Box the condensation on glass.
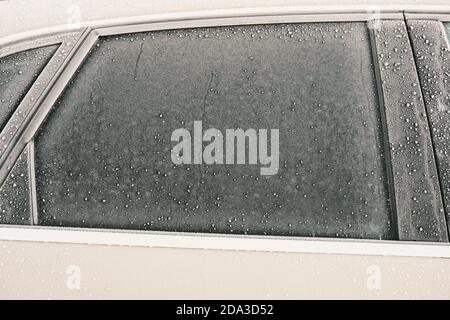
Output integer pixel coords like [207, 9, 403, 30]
[0, 45, 59, 132]
[0, 147, 31, 225]
[35, 23, 394, 239]
[406, 20, 450, 239]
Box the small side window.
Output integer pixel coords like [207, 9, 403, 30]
[0, 45, 59, 132]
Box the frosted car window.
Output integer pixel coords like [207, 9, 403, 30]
[35, 23, 393, 239]
[0, 147, 30, 225]
[0, 45, 58, 132]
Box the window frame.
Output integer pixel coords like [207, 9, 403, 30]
[0, 29, 86, 198]
[404, 13, 450, 21]
[1, 9, 450, 258]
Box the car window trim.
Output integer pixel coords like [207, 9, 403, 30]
[0, 30, 87, 187]
[0, 29, 81, 58]
[404, 13, 450, 21]
[0, 224, 449, 258]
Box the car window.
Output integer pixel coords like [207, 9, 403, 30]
[0, 147, 30, 225]
[0, 45, 59, 132]
[34, 22, 394, 239]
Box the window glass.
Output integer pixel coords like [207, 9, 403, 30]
[444, 22, 450, 39]
[35, 23, 393, 239]
[0, 45, 59, 132]
[0, 147, 30, 225]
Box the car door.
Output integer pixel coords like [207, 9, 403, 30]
[0, 10, 449, 299]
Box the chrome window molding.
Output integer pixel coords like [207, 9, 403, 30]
[1, 11, 450, 254]
[3, 8, 450, 47]
[27, 141, 38, 226]
[0, 28, 83, 58]
[0, 225, 449, 258]
[0, 9, 406, 50]
[404, 13, 450, 22]
[90, 12, 403, 37]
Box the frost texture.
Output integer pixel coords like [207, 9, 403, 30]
[0, 147, 30, 225]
